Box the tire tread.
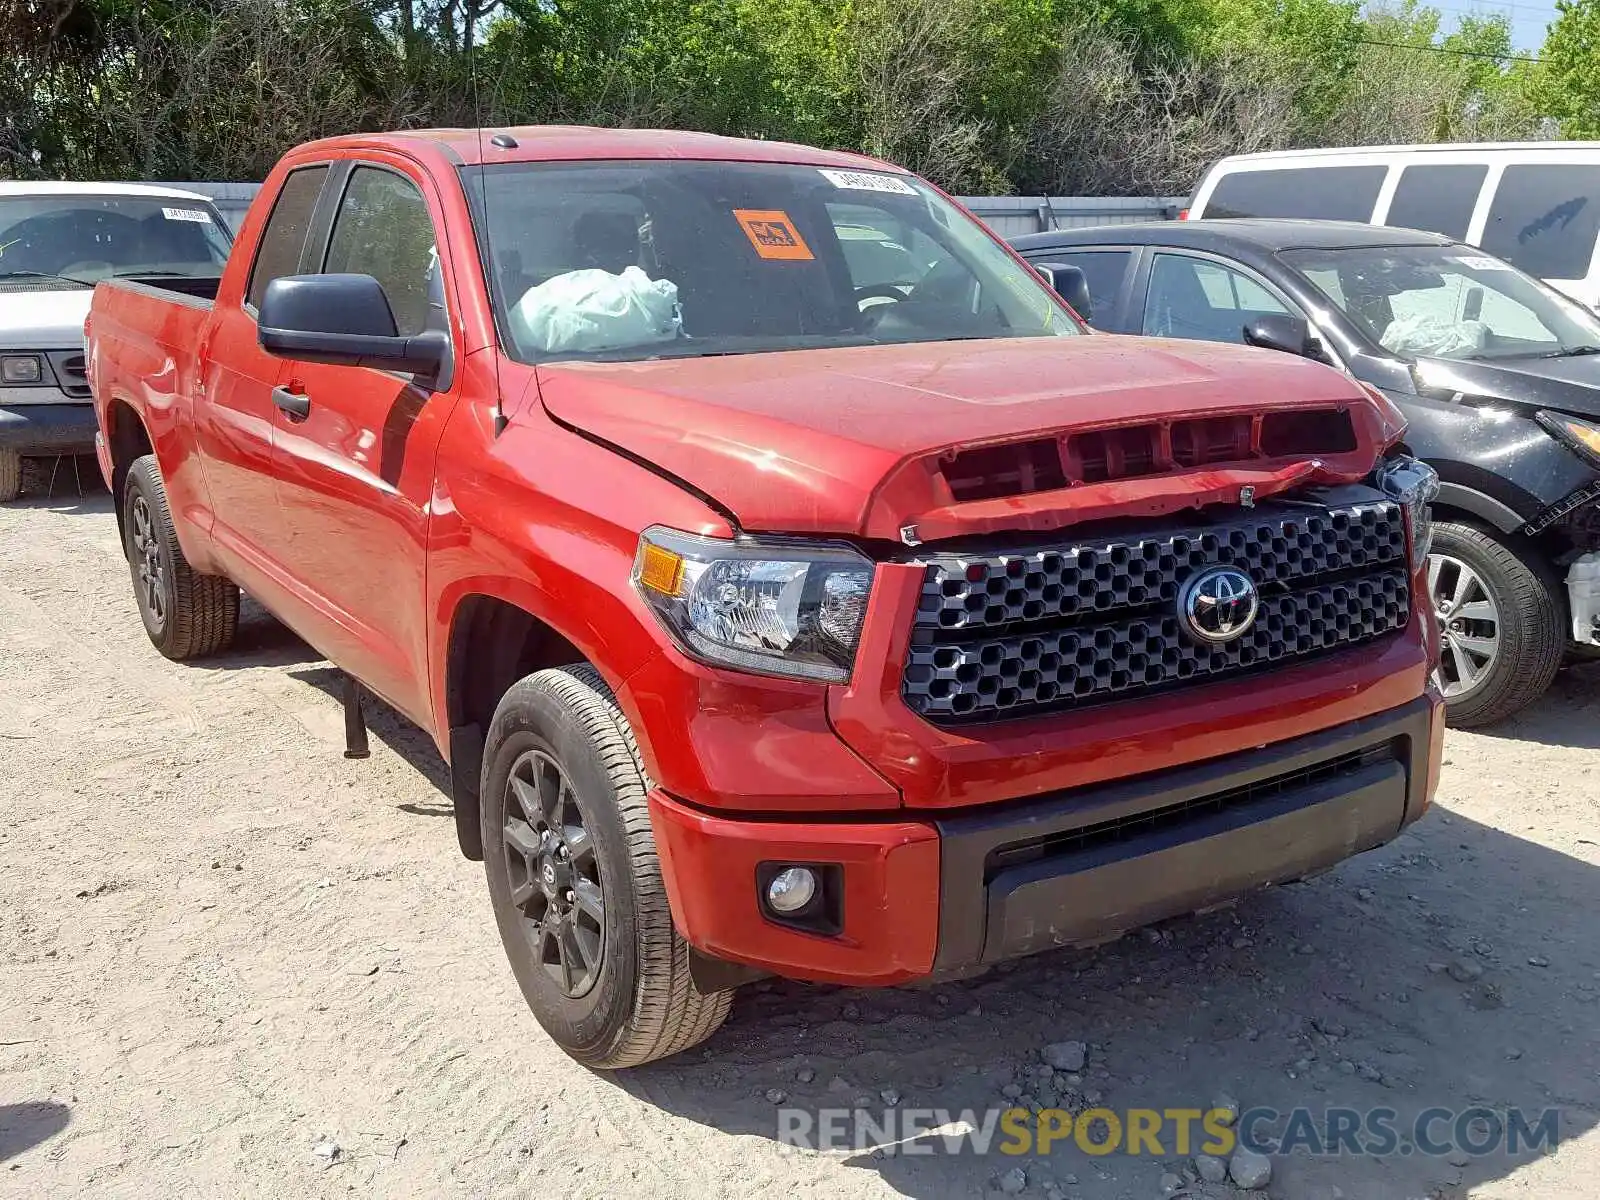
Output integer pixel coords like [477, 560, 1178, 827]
[126, 454, 239, 660]
[501, 665, 731, 1068]
[1433, 520, 1563, 727]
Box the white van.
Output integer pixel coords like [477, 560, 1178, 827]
[1187, 142, 1600, 309]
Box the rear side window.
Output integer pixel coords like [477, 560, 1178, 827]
[246, 165, 328, 310]
[1205, 166, 1386, 222]
[1025, 249, 1132, 326]
[1480, 164, 1600, 280]
[322, 166, 441, 337]
[1385, 164, 1488, 239]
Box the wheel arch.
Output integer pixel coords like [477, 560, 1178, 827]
[103, 397, 154, 539]
[1434, 482, 1525, 535]
[442, 591, 590, 861]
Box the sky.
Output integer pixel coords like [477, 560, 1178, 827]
[1430, 0, 1560, 50]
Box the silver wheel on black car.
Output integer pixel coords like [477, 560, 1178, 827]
[1427, 522, 1563, 728]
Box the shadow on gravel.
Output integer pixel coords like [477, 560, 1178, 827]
[1473, 661, 1600, 750]
[0, 1101, 70, 1162]
[287, 663, 453, 799]
[13, 454, 109, 515]
[613, 808, 1600, 1200]
[196, 596, 325, 670]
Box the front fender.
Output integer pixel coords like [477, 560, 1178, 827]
[1397, 398, 1595, 527]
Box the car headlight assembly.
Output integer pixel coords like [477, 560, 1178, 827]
[632, 526, 874, 683]
[1537, 410, 1600, 468]
[1375, 454, 1440, 570]
[0, 354, 43, 384]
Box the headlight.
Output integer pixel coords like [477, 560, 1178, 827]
[1375, 454, 1439, 570]
[1536, 410, 1600, 467]
[0, 354, 42, 384]
[631, 526, 874, 683]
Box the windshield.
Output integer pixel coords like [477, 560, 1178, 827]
[462, 160, 1079, 363]
[1282, 243, 1600, 362]
[0, 194, 231, 288]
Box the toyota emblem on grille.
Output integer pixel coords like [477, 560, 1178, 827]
[1180, 567, 1259, 644]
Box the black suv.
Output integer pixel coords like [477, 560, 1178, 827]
[1013, 218, 1600, 725]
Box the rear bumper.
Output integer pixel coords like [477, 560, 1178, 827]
[650, 692, 1442, 987]
[0, 402, 98, 455]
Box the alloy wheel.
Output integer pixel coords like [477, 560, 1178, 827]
[1428, 552, 1500, 698]
[502, 749, 606, 998]
[129, 494, 167, 632]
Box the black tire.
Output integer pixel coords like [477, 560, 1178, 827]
[0, 450, 19, 502]
[1429, 521, 1564, 727]
[481, 664, 732, 1069]
[123, 454, 239, 660]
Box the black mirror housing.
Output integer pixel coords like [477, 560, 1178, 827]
[259, 273, 448, 380]
[1034, 262, 1093, 321]
[1242, 313, 1315, 359]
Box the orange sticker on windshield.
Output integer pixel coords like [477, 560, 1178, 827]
[733, 209, 814, 261]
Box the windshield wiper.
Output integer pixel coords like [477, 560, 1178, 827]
[0, 269, 94, 287]
[1541, 344, 1600, 358]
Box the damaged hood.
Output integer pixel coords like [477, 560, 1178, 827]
[534, 336, 1393, 539]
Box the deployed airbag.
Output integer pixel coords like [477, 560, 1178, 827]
[1380, 312, 1489, 358]
[510, 266, 681, 354]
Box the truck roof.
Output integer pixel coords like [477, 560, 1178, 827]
[293, 125, 908, 173]
[0, 181, 215, 201]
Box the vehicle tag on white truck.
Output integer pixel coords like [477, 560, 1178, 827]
[818, 169, 918, 196]
[162, 207, 213, 223]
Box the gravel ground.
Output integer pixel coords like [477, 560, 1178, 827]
[1, 482, 1597, 1200]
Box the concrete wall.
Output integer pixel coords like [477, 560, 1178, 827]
[957, 195, 1184, 238]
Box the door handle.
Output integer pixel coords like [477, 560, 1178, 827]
[271, 385, 310, 421]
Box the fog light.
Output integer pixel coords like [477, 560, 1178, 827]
[765, 866, 817, 914]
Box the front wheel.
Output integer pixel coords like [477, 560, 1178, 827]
[481, 665, 732, 1068]
[1428, 521, 1563, 727]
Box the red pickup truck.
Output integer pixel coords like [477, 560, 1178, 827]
[87, 127, 1444, 1068]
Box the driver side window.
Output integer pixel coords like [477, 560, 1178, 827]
[321, 166, 442, 337]
[1143, 253, 1295, 344]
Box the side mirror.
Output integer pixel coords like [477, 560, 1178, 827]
[1242, 313, 1316, 359]
[1035, 262, 1093, 321]
[259, 273, 448, 381]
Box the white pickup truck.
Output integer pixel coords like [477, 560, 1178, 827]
[0, 182, 231, 500]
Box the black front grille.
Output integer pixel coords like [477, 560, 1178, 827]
[46, 351, 89, 398]
[902, 490, 1410, 723]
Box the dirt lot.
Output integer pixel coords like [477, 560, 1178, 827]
[1, 482, 1597, 1200]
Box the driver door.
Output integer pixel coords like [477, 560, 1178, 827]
[266, 159, 461, 727]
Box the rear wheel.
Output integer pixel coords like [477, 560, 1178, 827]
[123, 454, 239, 660]
[481, 665, 732, 1068]
[1428, 521, 1563, 727]
[0, 450, 20, 502]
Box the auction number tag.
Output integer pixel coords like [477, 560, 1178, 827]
[1454, 255, 1509, 271]
[162, 207, 213, 223]
[732, 209, 815, 261]
[818, 169, 918, 196]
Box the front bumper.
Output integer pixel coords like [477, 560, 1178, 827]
[0, 402, 98, 455]
[650, 693, 1442, 987]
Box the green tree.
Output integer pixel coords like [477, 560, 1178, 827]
[1532, 0, 1600, 137]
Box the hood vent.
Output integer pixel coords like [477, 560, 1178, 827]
[940, 409, 1357, 503]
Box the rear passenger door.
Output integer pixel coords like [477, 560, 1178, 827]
[1016, 247, 1137, 330]
[194, 163, 329, 591]
[268, 158, 463, 727]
